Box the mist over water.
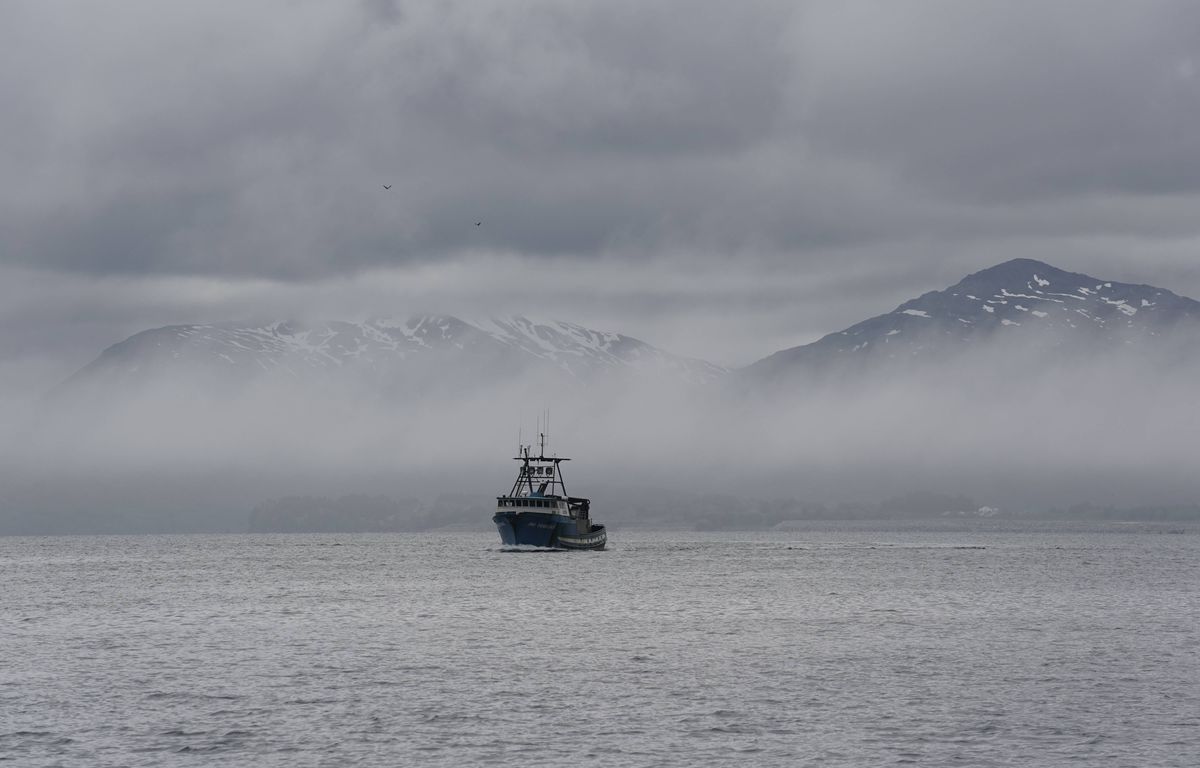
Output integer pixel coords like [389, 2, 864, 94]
[3, 325, 1200, 534]
[4, 527, 1199, 766]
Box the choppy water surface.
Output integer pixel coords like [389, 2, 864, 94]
[3, 526, 1199, 766]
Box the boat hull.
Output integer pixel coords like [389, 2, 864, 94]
[492, 510, 606, 550]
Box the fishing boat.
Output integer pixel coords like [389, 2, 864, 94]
[492, 432, 606, 550]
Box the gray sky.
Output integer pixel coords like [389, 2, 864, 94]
[5, 0, 1200, 388]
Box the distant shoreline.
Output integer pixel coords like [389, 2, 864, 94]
[5, 518, 1196, 538]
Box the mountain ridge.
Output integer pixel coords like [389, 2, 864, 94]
[744, 258, 1200, 381]
[60, 259, 1200, 396]
[63, 314, 727, 395]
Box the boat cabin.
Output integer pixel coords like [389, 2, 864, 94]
[497, 497, 569, 511]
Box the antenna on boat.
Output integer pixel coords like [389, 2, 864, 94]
[537, 407, 550, 458]
[542, 407, 550, 457]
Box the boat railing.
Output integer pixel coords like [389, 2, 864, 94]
[495, 497, 569, 511]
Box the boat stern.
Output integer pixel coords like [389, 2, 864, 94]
[555, 523, 606, 550]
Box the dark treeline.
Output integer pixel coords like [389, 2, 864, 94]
[248, 494, 490, 533]
[607, 490, 982, 531]
[1041, 502, 1200, 522]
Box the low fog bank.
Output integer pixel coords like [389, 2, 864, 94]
[2, 334, 1199, 534]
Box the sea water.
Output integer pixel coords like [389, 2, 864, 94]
[3, 526, 1199, 766]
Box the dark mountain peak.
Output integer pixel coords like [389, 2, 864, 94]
[963, 257, 1067, 281]
[952, 258, 1094, 295]
[745, 259, 1200, 381]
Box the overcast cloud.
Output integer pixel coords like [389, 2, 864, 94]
[4, 0, 1200, 386]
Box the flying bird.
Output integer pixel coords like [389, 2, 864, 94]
[475, 221, 482, 226]
[382, 185, 392, 190]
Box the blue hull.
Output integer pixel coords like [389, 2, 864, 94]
[493, 511, 605, 550]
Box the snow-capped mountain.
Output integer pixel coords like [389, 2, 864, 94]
[64, 315, 726, 395]
[60, 259, 1200, 398]
[745, 258, 1200, 381]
